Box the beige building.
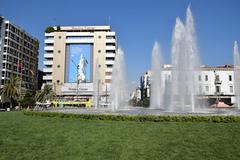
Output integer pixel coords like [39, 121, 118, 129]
[43, 26, 117, 101]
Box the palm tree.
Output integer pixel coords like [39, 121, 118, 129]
[35, 84, 56, 103]
[0, 76, 20, 108]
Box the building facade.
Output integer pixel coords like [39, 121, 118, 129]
[37, 70, 44, 90]
[43, 26, 117, 101]
[0, 16, 39, 91]
[136, 65, 235, 105]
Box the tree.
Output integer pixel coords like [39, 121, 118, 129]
[18, 91, 36, 108]
[128, 97, 149, 107]
[45, 26, 55, 33]
[35, 85, 56, 103]
[0, 76, 20, 108]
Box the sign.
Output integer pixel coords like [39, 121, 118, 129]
[61, 83, 94, 92]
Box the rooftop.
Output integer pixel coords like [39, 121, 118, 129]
[161, 64, 234, 71]
[53, 25, 111, 32]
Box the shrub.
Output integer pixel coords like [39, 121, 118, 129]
[45, 26, 55, 33]
[22, 111, 240, 123]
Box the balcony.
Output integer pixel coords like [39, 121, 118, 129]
[45, 33, 54, 37]
[43, 68, 53, 73]
[44, 46, 54, 51]
[43, 75, 53, 80]
[44, 61, 53, 65]
[105, 60, 115, 65]
[105, 68, 113, 72]
[106, 32, 116, 36]
[106, 39, 116, 43]
[105, 75, 112, 79]
[44, 39, 54, 44]
[105, 53, 115, 58]
[44, 53, 54, 58]
[106, 45, 116, 50]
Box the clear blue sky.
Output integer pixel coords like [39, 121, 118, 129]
[1, 0, 240, 85]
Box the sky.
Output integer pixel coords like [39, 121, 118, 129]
[1, 0, 240, 87]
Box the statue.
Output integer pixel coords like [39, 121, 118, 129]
[78, 54, 88, 83]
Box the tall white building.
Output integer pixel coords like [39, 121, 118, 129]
[43, 25, 117, 100]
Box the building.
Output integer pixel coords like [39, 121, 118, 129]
[135, 65, 235, 105]
[37, 70, 44, 90]
[43, 25, 117, 101]
[138, 71, 152, 100]
[0, 16, 39, 91]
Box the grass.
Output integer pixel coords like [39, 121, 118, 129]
[0, 112, 240, 160]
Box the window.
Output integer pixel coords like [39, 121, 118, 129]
[1, 80, 4, 85]
[98, 50, 101, 53]
[58, 50, 61, 53]
[106, 64, 113, 68]
[57, 65, 60, 68]
[198, 75, 201, 81]
[216, 86, 221, 93]
[105, 72, 112, 75]
[106, 57, 114, 60]
[230, 86, 233, 93]
[199, 86, 202, 93]
[58, 36, 61, 39]
[229, 75, 232, 81]
[216, 75, 220, 81]
[205, 75, 208, 81]
[205, 86, 209, 92]
[98, 35, 101, 39]
[57, 80, 60, 83]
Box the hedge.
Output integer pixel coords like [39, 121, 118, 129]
[22, 111, 240, 123]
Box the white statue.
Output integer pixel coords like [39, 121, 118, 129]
[78, 54, 88, 83]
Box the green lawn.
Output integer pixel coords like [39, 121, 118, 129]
[0, 112, 240, 160]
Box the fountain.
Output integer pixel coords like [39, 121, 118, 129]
[234, 41, 240, 109]
[150, 41, 164, 109]
[110, 47, 128, 111]
[48, 6, 240, 116]
[170, 6, 201, 112]
[93, 58, 100, 109]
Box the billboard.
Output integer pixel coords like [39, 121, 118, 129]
[65, 44, 92, 83]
